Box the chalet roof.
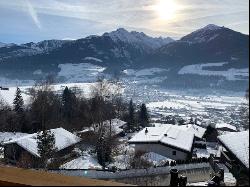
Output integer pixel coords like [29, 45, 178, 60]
[215, 123, 237, 131]
[128, 126, 195, 153]
[4, 128, 81, 158]
[177, 124, 206, 139]
[218, 131, 249, 169]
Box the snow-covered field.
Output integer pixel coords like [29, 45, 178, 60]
[0, 83, 93, 106]
[123, 68, 168, 77]
[178, 62, 249, 81]
[0, 82, 122, 106]
[58, 63, 106, 83]
[0, 76, 35, 87]
[147, 94, 243, 116]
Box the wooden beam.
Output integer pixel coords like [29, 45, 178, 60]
[0, 166, 130, 186]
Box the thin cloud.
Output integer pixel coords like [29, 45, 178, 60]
[0, 0, 248, 43]
[25, 0, 41, 29]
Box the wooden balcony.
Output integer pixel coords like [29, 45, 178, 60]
[0, 165, 130, 186]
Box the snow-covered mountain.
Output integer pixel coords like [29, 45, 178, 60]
[22, 40, 68, 52]
[141, 24, 249, 69]
[0, 42, 15, 48]
[181, 24, 222, 43]
[104, 28, 174, 50]
[0, 40, 70, 63]
[0, 29, 173, 63]
[0, 42, 6, 48]
[0, 25, 249, 91]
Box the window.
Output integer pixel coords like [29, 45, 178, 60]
[173, 151, 177, 156]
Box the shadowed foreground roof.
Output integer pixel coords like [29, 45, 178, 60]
[0, 165, 130, 186]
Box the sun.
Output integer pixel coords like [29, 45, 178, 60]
[155, 0, 178, 21]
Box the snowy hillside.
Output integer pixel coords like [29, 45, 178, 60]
[181, 24, 222, 43]
[58, 63, 106, 83]
[178, 62, 249, 81]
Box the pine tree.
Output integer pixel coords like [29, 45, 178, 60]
[13, 87, 24, 114]
[62, 87, 76, 121]
[128, 99, 135, 131]
[139, 103, 149, 128]
[37, 129, 57, 169]
[13, 87, 27, 132]
[96, 134, 112, 167]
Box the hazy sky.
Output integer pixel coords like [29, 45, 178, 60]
[0, 0, 249, 44]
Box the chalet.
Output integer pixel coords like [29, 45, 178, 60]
[218, 131, 249, 183]
[128, 126, 195, 160]
[3, 128, 81, 167]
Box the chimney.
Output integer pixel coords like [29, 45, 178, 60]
[179, 175, 187, 186]
[170, 169, 179, 186]
[145, 128, 148, 134]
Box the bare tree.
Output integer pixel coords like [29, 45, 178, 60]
[239, 89, 249, 130]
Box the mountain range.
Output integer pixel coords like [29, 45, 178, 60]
[0, 24, 249, 91]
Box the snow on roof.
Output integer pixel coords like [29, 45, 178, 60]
[0, 132, 28, 143]
[218, 131, 249, 168]
[177, 124, 206, 139]
[4, 128, 81, 157]
[152, 123, 206, 139]
[129, 126, 194, 152]
[215, 123, 237, 131]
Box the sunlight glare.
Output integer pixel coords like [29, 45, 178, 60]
[155, 0, 178, 21]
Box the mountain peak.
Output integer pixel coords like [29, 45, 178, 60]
[104, 28, 174, 49]
[191, 24, 222, 35]
[202, 24, 221, 30]
[181, 24, 224, 43]
[116, 28, 129, 33]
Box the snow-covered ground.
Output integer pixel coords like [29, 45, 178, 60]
[0, 76, 35, 87]
[0, 86, 31, 106]
[58, 63, 106, 83]
[142, 152, 173, 166]
[123, 68, 168, 77]
[0, 82, 123, 106]
[178, 62, 249, 81]
[147, 93, 244, 118]
[60, 151, 102, 170]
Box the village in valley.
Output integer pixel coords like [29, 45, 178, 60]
[0, 79, 249, 186]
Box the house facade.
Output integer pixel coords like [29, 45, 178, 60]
[129, 126, 195, 160]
